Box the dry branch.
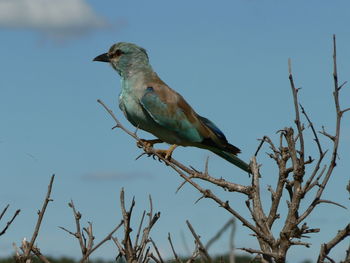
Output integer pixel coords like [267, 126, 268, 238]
[111, 188, 161, 263]
[14, 175, 55, 263]
[60, 199, 124, 263]
[168, 233, 183, 263]
[98, 35, 349, 263]
[0, 205, 20, 236]
[318, 224, 350, 263]
[186, 220, 211, 262]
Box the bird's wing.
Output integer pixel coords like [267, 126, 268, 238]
[140, 82, 250, 173]
[139, 82, 239, 154]
[140, 83, 204, 143]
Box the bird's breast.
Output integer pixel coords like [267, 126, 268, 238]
[118, 91, 183, 144]
[119, 90, 148, 126]
[118, 76, 190, 145]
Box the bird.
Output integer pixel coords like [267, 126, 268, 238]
[93, 42, 251, 173]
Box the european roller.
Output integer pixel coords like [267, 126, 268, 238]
[94, 42, 250, 173]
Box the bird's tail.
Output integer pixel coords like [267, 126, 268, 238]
[209, 148, 251, 174]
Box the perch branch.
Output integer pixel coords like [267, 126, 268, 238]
[97, 99, 266, 242]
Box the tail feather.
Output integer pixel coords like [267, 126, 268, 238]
[210, 148, 251, 174]
[198, 115, 241, 155]
[196, 115, 250, 173]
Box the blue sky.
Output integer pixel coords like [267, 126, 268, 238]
[1, 0, 350, 262]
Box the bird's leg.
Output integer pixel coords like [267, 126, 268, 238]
[155, 144, 178, 160]
[137, 139, 163, 149]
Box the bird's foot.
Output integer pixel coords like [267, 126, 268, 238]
[154, 144, 178, 160]
[137, 139, 163, 150]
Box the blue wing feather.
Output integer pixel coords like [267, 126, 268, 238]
[198, 116, 227, 141]
[140, 89, 203, 143]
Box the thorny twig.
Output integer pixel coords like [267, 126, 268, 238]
[26, 175, 55, 259]
[168, 233, 183, 263]
[79, 221, 124, 263]
[113, 188, 161, 263]
[318, 224, 350, 263]
[186, 220, 211, 263]
[14, 175, 55, 263]
[60, 199, 123, 263]
[0, 205, 20, 236]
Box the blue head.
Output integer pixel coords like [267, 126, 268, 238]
[93, 42, 150, 77]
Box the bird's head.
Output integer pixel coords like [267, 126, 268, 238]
[93, 42, 150, 77]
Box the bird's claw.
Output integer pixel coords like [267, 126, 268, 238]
[137, 139, 162, 150]
[154, 144, 178, 160]
[136, 140, 177, 162]
[137, 140, 144, 149]
[154, 149, 172, 160]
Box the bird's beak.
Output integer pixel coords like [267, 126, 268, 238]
[93, 53, 110, 62]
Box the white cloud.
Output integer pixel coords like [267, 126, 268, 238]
[0, 0, 108, 38]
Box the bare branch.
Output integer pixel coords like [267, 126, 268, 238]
[168, 233, 183, 263]
[238, 247, 278, 258]
[290, 240, 311, 248]
[314, 199, 347, 210]
[298, 34, 347, 224]
[258, 136, 280, 162]
[30, 246, 52, 263]
[112, 236, 125, 257]
[150, 238, 164, 263]
[83, 222, 94, 254]
[134, 210, 146, 249]
[249, 157, 274, 250]
[67, 200, 86, 256]
[341, 107, 350, 115]
[149, 253, 161, 263]
[254, 137, 267, 157]
[98, 99, 138, 140]
[120, 188, 135, 259]
[185, 242, 200, 263]
[205, 219, 235, 250]
[229, 220, 236, 263]
[0, 207, 20, 236]
[25, 174, 55, 259]
[338, 80, 348, 91]
[319, 126, 335, 141]
[186, 220, 211, 262]
[0, 204, 9, 221]
[58, 226, 77, 237]
[289, 58, 305, 166]
[79, 220, 124, 263]
[318, 223, 350, 263]
[299, 104, 323, 156]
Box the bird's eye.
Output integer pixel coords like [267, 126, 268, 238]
[109, 49, 124, 59]
[115, 49, 123, 56]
